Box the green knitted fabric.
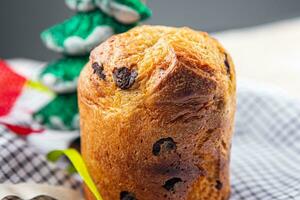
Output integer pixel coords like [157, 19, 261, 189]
[66, 0, 152, 22]
[40, 56, 88, 93]
[33, 93, 79, 130]
[41, 10, 136, 55]
[113, 0, 151, 20]
[34, 0, 151, 130]
[65, 0, 98, 11]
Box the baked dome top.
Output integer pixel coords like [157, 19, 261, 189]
[79, 25, 235, 113]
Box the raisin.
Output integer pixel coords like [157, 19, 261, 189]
[113, 67, 138, 89]
[163, 177, 183, 191]
[1, 196, 22, 200]
[152, 137, 176, 156]
[69, 137, 81, 152]
[92, 62, 106, 79]
[224, 54, 230, 75]
[120, 191, 136, 200]
[215, 180, 223, 190]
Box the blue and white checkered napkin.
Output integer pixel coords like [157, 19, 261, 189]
[231, 82, 300, 200]
[0, 82, 300, 200]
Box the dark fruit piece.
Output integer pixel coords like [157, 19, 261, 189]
[69, 137, 81, 152]
[92, 62, 106, 79]
[1, 196, 22, 200]
[152, 137, 176, 156]
[120, 191, 136, 200]
[224, 54, 230, 75]
[215, 180, 223, 190]
[30, 195, 57, 200]
[163, 177, 183, 191]
[113, 67, 138, 89]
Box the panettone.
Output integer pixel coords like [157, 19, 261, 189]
[78, 25, 236, 200]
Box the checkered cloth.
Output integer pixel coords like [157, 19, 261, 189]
[231, 83, 300, 200]
[0, 82, 299, 199]
[0, 125, 80, 190]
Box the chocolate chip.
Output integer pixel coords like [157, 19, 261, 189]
[120, 191, 136, 200]
[215, 180, 223, 190]
[92, 62, 106, 79]
[163, 177, 183, 191]
[152, 137, 176, 156]
[113, 67, 138, 90]
[224, 54, 230, 75]
[1, 196, 22, 200]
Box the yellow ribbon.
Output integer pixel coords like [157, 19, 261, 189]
[47, 149, 103, 200]
[26, 80, 53, 94]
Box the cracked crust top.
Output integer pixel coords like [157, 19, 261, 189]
[80, 25, 235, 112]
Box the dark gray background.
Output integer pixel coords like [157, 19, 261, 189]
[1, 0, 300, 60]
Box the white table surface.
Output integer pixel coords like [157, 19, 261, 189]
[215, 17, 300, 100]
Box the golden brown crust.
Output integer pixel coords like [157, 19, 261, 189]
[79, 25, 236, 200]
